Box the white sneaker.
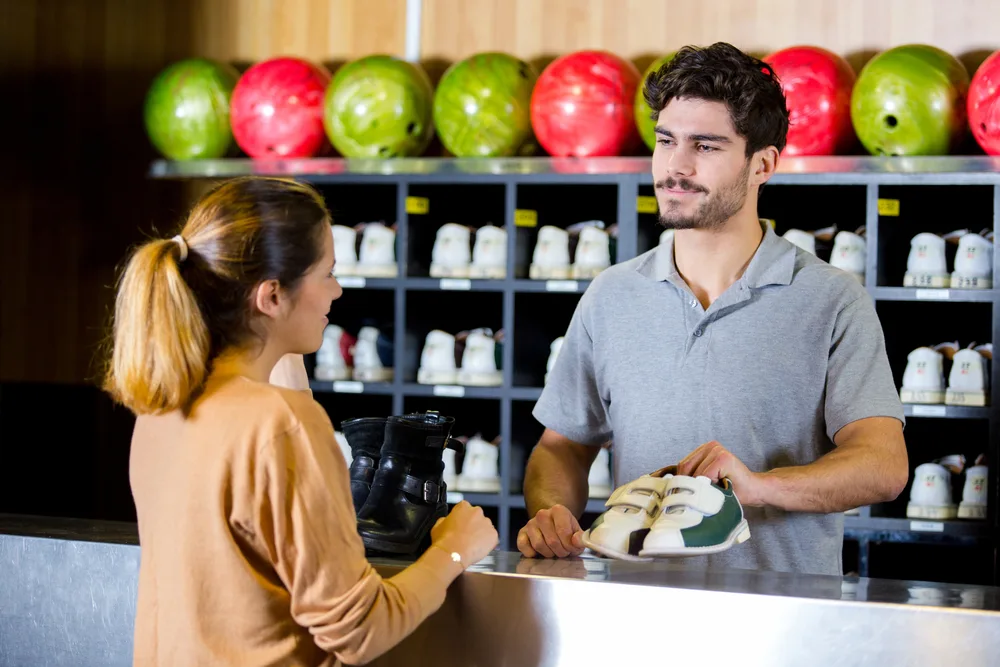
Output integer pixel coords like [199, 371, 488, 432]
[442, 448, 458, 490]
[351, 326, 393, 383]
[429, 223, 472, 278]
[904, 232, 949, 287]
[588, 446, 612, 498]
[456, 434, 501, 493]
[544, 336, 564, 385]
[314, 324, 354, 381]
[946, 344, 990, 406]
[529, 226, 571, 279]
[958, 455, 988, 519]
[417, 329, 458, 385]
[333, 430, 353, 464]
[469, 225, 507, 279]
[571, 223, 611, 278]
[456, 328, 502, 386]
[580, 466, 674, 561]
[357, 222, 398, 277]
[331, 225, 358, 276]
[951, 231, 993, 289]
[900, 345, 949, 404]
[830, 229, 866, 283]
[782, 228, 817, 255]
[907, 457, 963, 519]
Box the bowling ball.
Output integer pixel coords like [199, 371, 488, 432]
[143, 58, 240, 160]
[323, 55, 434, 158]
[230, 57, 332, 158]
[850, 44, 969, 156]
[634, 54, 675, 152]
[433, 52, 537, 157]
[764, 46, 857, 156]
[968, 50, 1000, 155]
[530, 50, 642, 157]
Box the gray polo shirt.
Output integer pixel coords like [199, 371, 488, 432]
[533, 221, 905, 576]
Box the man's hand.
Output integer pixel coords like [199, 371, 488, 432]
[516, 504, 585, 558]
[677, 441, 766, 506]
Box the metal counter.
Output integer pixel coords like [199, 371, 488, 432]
[2, 514, 999, 666]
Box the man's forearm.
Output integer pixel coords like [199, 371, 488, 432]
[524, 444, 590, 518]
[755, 442, 907, 513]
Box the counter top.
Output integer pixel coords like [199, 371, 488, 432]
[4, 513, 998, 612]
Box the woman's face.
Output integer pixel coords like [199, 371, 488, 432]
[276, 225, 343, 354]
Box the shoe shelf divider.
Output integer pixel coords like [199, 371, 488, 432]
[150, 156, 1000, 584]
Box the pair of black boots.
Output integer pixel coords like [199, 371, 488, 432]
[342, 411, 464, 557]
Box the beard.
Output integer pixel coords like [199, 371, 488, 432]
[656, 159, 751, 231]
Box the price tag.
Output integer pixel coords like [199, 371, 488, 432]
[433, 385, 466, 398]
[333, 381, 364, 394]
[545, 280, 579, 292]
[910, 521, 944, 532]
[337, 276, 366, 288]
[439, 278, 471, 290]
[878, 198, 900, 216]
[406, 196, 429, 214]
[636, 196, 658, 214]
[515, 209, 538, 227]
[446, 492, 464, 504]
[916, 289, 950, 300]
[911, 405, 947, 417]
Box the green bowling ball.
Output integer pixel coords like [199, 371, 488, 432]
[850, 44, 969, 156]
[433, 52, 537, 157]
[635, 54, 676, 152]
[143, 58, 240, 160]
[323, 55, 434, 158]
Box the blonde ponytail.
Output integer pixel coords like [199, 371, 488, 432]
[104, 237, 210, 415]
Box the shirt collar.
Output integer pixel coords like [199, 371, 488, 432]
[641, 220, 797, 289]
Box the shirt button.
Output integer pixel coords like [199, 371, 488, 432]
[694, 328, 704, 337]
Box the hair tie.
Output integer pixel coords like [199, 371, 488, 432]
[172, 235, 189, 262]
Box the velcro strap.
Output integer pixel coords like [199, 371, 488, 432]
[606, 479, 664, 515]
[400, 475, 445, 503]
[660, 479, 723, 515]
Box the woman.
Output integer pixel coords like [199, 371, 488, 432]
[104, 176, 498, 666]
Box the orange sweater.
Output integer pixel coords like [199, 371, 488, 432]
[129, 370, 461, 666]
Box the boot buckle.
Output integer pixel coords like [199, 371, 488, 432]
[423, 480, 442, 503]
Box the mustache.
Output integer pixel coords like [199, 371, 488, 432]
[655, 178, 708, 194]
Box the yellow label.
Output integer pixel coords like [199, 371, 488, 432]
[760, 218, 776, 229]
[406, 196, 429, 214]
[878, 198, 900, 216]
[636, 196, 658, 214]
[514, 209, 538, 227]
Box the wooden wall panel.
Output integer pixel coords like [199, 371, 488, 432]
[419, 0, 1000, 75]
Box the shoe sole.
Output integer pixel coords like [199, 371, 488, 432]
[580, 528, 656, 562]
[637, 519, 752, 558]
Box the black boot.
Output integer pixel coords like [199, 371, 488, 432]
[341, 417, 387, 514]
[356, 411, 464, 556]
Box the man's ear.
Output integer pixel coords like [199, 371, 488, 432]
[753, 146, 780, 186]
[253, 279, 283, 320]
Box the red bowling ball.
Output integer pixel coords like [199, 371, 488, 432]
[764, 46, 857, 156]
[530, 50, 641, 157]
[230, 57, 332, 158]
[968, 50, 1000, 155]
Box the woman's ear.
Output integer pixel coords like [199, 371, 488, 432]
[253, 279, 284, 320]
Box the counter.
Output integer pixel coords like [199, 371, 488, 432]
[1, 513, 998, 666]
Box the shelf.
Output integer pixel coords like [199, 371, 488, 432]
[513, 279, 591, 293]
[309, 380, 394, 395]
[873, 287, 997, 303]
[844, 516, 994, 544]
[335, 276, 398, 290]
[403, 277, 506, 292]
[401, 383, 505, 399]
[508, 495, 608, 514]
[511, 387, 544, 401]
[445, 491, 501, 507]
[903, 404, 991, 419]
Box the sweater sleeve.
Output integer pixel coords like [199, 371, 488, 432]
[251, 404, 463, 665]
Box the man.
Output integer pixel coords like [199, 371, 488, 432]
[517, 42, 908, 576]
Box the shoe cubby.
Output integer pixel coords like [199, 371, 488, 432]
[322, 184, 401, 281]
[514, 184, 619, 280]
[310, 288, 396, 384]
[760, 184, 867, 265]
[510, 400, 545, 495]
[313, 393, 394, 435]
[403, 290, 503, 385]
[512, 292, 581, 388]
[405, 184, 506, 278]
[875, 185, 995, 288]
[867, 542, 996, 587]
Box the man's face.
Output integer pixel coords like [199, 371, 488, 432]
[652, 97, 754, 231]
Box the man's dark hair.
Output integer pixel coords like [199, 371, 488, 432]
[643, 42, 789, 157]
